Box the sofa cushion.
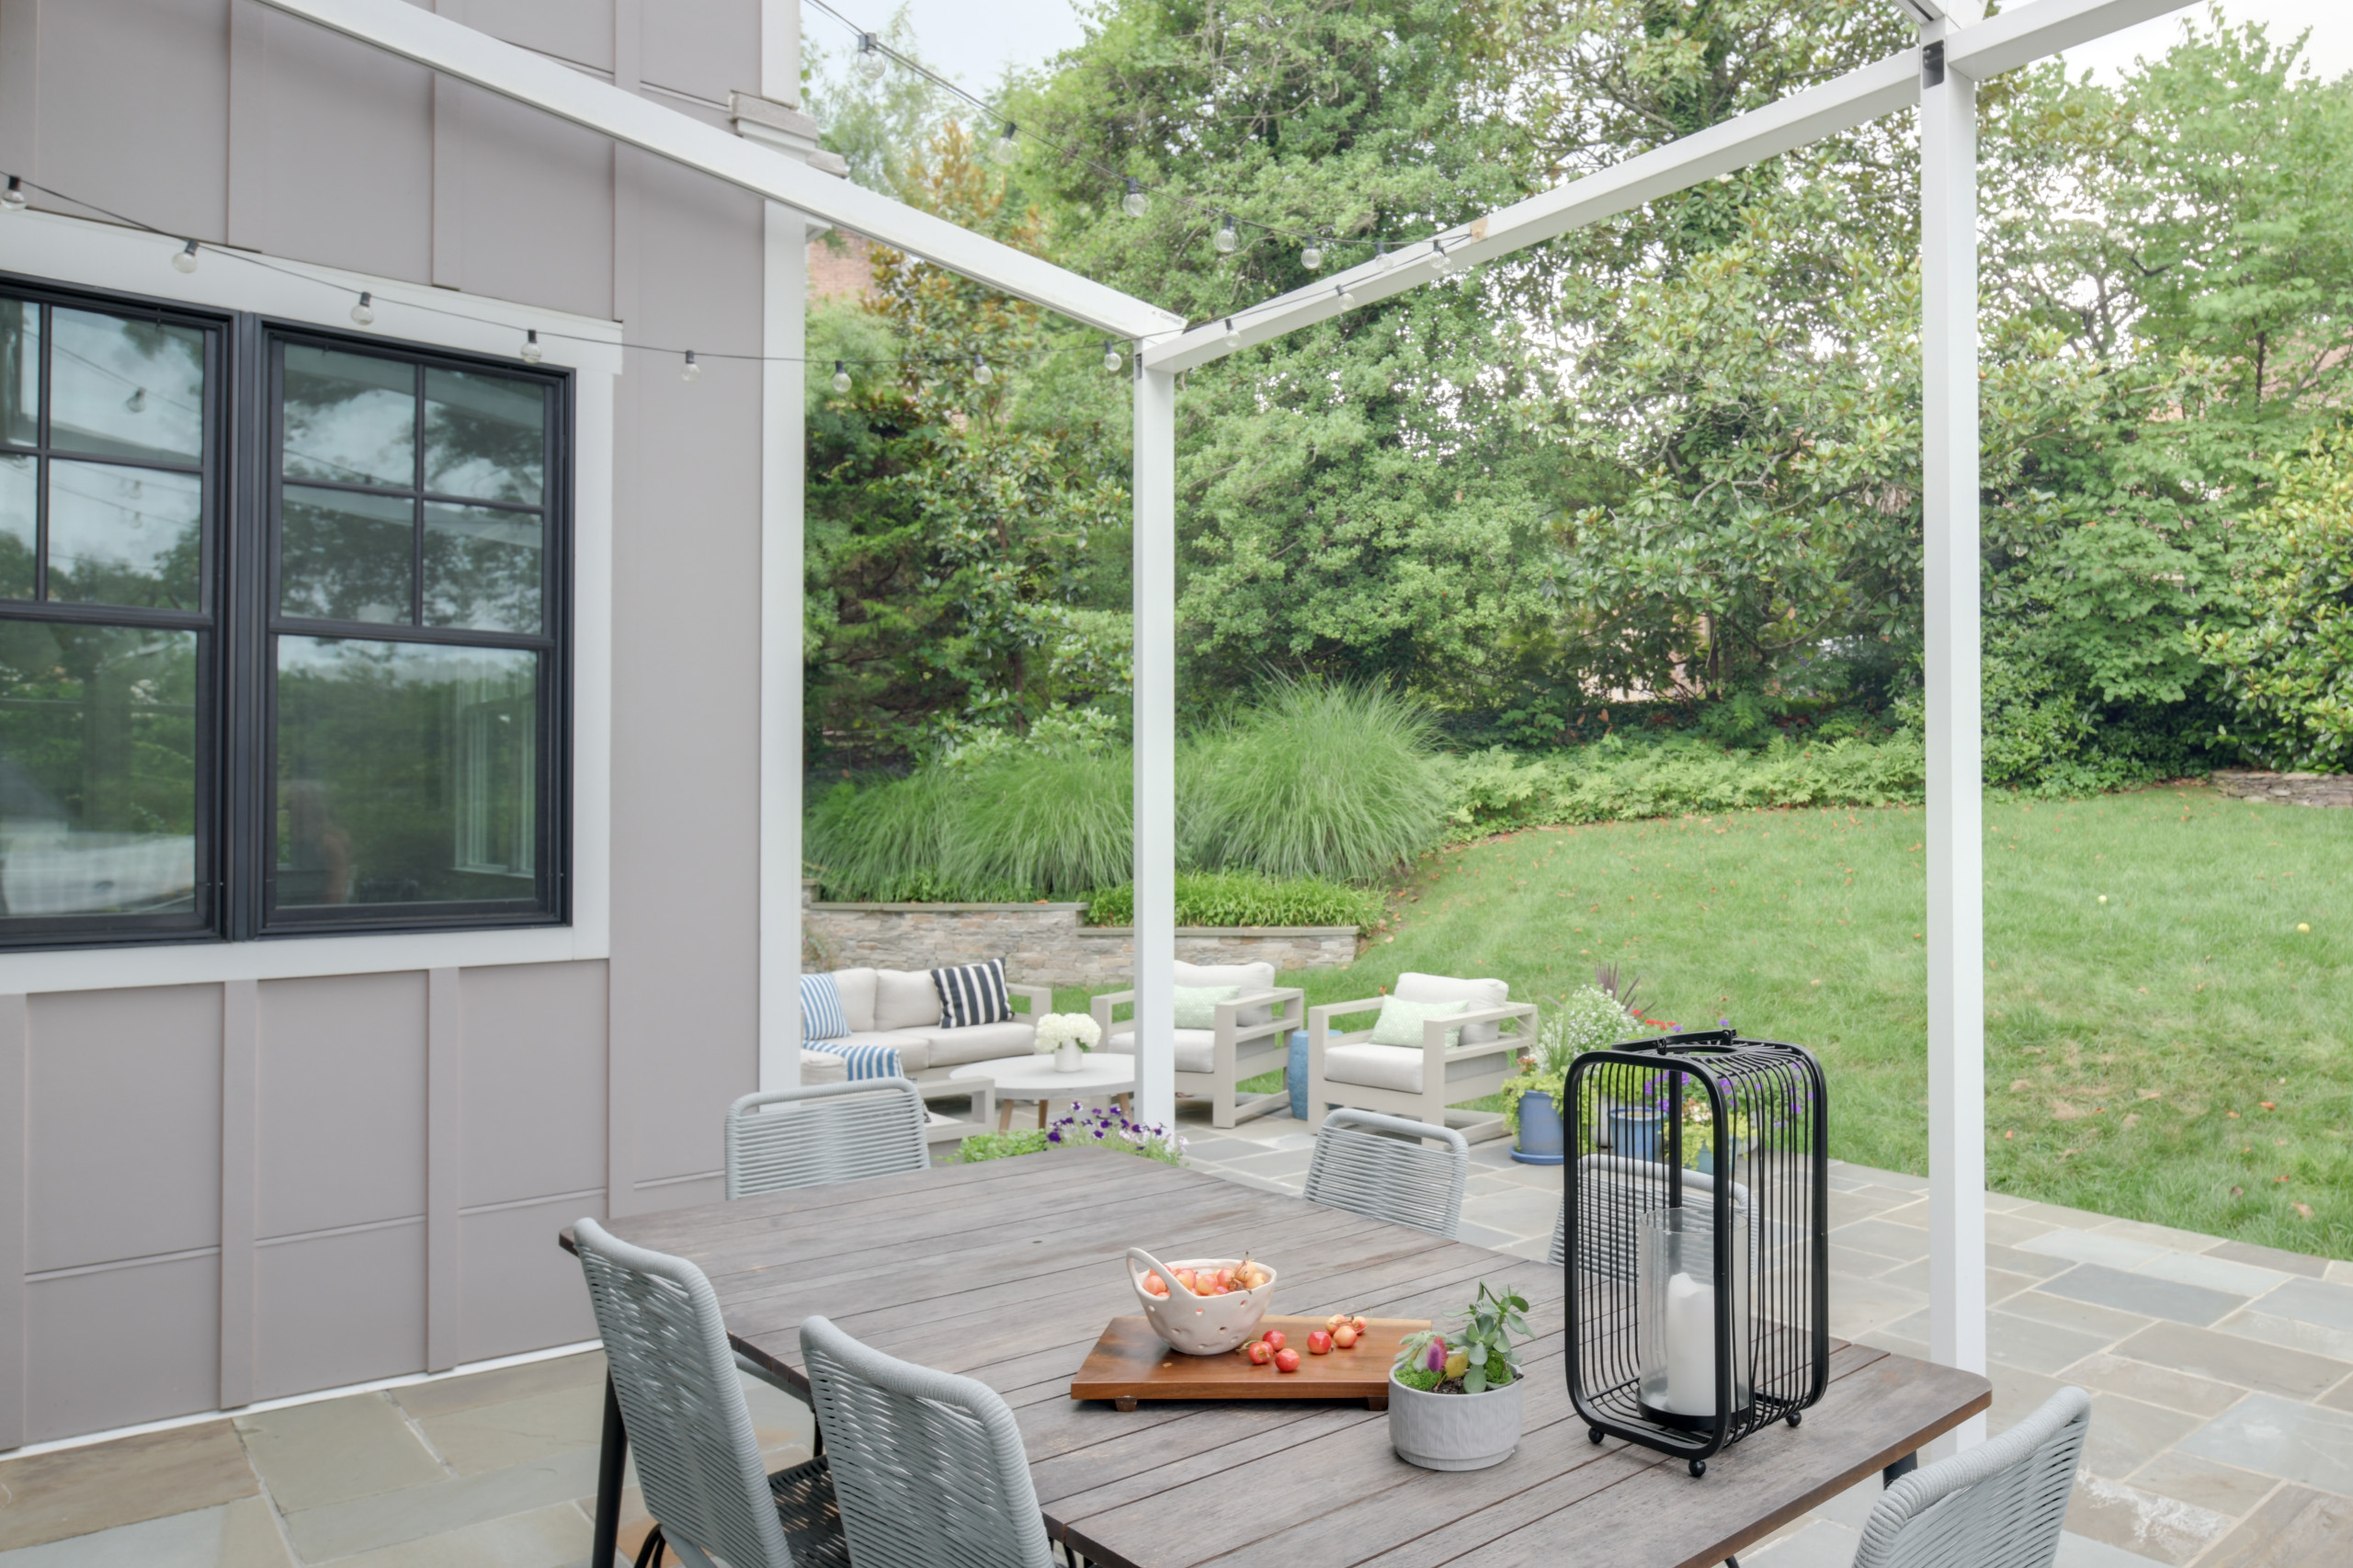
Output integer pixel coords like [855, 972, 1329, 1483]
[1174, 960, 1277, 1026]
[1370, 995, 1471, 1049]
[799, 1048, 849, 1085]
[800, 972, 851, 1040]
[873, 968, 942, 1030]
[915, 1019, 1036, 1069]
[1172, 984, 1240, 1029]
[930, 959, 1012, 1028]
[1394, 971, 1510, 1044]
[1111, 1027, 1220, 1074]
[830, 968, 879, 1034]
[847, 1028, 939, 1074]
[1324, 1042, 1426, 1094]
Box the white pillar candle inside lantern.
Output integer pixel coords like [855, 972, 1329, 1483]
[1639, 1206, 1751, 1426]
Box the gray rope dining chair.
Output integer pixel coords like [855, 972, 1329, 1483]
[1302, 1108, 1470, 1240]
[572, 1218, 847, 1568]
[1849, 1387, 2092, 1568]
[725, 1078, 929, 1199]
[801, 1314, 1056, 1568]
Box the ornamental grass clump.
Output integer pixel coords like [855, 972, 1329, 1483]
[1392, 1281, 1529, 1394]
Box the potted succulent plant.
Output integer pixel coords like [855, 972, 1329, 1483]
[1386, 1282, 1531, 1471]
[1033, 1011, 1102, 1073]
[1499, 979, 1637, 1165]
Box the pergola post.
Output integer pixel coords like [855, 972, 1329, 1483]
[1131, 364, 1179, 1128]
[1919, 28, 1988, 1447]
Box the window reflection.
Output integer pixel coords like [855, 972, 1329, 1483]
[279, 485, 414, 623]
[47, 309, 206, 466]
[426, 369, 544, 505]
[281, 346, 415, 487]
[275, 637, 537, 908]
[46, 462, 204, 609]
[1, 301, 35, 449]
[0, 622, 199, 916]
[424, 503, 540, 633]
[0, 455, 31, 600]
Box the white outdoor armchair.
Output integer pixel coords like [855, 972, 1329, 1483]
[1302, 1108, 1470, 1240]
[1306, 971, 1537, 1140]
[1093, 959, 1304, 1128]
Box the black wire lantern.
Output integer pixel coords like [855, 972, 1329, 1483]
[1563, 1028, 1828, 1477]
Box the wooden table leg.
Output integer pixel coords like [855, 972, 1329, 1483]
[1037, 1097, 1049, 1129]
[997, 1098, 1014, 1131]
[591, 1372, 626, 1568]
[1116, 1093, 1132, 1118]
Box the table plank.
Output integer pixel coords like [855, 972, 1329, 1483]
[594, 1147, 1988, 1568]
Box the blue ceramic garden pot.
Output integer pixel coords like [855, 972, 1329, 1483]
[1288, 1029, 1310, 1119]
[1607, 1108, 1666, 1162]
[1510, 1089, 1567, 1165]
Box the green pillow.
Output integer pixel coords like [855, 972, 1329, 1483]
[1172, 983, 1242, 1029]
[1370, 995, 1472, 1048]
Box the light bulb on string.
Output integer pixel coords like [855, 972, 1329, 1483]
[1430, 241, 1457, 278]
[680, 350, 700, 383]
[1102, 342, 1123, 373]
[972, 353, 994, 387]
[1222, 318, 1241, 351]
[832, 360, 852, 394]
[990, 124, 1020, 166]
[1374, 240, 1391, 271]
[1300, 232, 1325, 271]
[172, 240, 199, 274]
[520, 330, 544, 364]
[1121, 178, 1148, 220]
[1336, 281, 1356, 306]
[1213, 213, 1239, 255]
[350, 292, 375, 326]
[1, 176, 26, 212]
[854, 33, 886, 80]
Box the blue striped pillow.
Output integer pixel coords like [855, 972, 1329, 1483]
[805, 1040, 903, 1080]
[929, 959, 1011, 1028]
[800, 971, 851, 1041]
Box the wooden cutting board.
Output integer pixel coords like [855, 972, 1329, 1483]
[1070, 1315, 1431, 1410]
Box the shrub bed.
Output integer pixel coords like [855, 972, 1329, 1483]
[1081, 871, 1387, 931]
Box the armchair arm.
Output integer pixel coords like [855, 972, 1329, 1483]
[1421, 1002, 1541, 1059]
[1306, 995, 1389, 1031]
[1006, 982, 1052, 1017]
[1090, 990, 1136, 1037]
[1218, 987, 1306, 1044]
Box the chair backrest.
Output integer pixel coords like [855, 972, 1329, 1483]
[1852, 1387, 2092, 1568]
[573, 1219, 790, 1568]
[801, 1314, 1053, 1568]
[1303, 1108, 1470, 1239]
[1570, 1154, 1748, 1282]
[725, 1079, 929, 1199]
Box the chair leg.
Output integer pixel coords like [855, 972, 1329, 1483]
[592, 1374, 628, 1568]
[633, 1523, 666, 1568]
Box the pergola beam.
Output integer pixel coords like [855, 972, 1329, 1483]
[249, 0, 1184, 341]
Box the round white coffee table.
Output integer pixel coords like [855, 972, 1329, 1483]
[951, 1053, 1137, 1130]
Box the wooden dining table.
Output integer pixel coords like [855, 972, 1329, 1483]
[574, 1146, 1989, 1568]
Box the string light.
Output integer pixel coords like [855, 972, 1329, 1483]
[1374, 240, 1391, 270]
[1300, 232, 1325, 271]
[521, 329, 544, 363]
[172, 240, 199, 274]
[1430, 240, 1457, 278]
[833, 359, 852, 393]
[1222, 318, 1241, 350]
[1336, 281, 1356, 306]
[1213, 213, 1239, 256]
[680, 349, 700, 382]
[972, 353, 994, 386]
[1, 176, 25, 212]
[1122, 178, 1148, 220]
[1102, 341, 1123, 372]
[854, 32, 886, 80]
[990, 124, 1021, 167]
[350, 291, 375, 326]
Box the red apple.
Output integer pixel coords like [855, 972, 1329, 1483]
[1274, 1346, 1302, 1373]
[1245, 1340, 1274, 1366]
[1307, 1330, 1333, 1355]
[1261, 1330, 1286, 1351]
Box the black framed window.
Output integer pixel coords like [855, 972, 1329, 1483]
[0, 273, 570, 949]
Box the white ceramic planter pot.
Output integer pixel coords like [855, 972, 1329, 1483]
[1055, 1043, 1084, 1073]
[1387, 1373, 1524, 1471]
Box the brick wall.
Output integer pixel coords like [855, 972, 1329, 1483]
[800, 897, 1359, 987]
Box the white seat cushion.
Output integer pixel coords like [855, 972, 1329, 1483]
[1111, 1028, 1219, 1074]
[1394, 972, 1510, 1044]
[1170, 960, 1278, 1027]
[873, 968, 943, 1030]
[799, 1049, 849, 1085]
[916, 1019, 1037, 1069]
[829, 968, 880, 1033]
[1324, 1042, 1425, 1094]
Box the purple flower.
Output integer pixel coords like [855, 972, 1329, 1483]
[1423, 1336, 1448, 1373]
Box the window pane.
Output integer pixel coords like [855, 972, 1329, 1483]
[45, 461, 204, 609]
[281, 346, 415, 487]
[1, 301, 34, 448]
[279, 484, 413, 624]
[0, 622, 199, 916]
[424, 503, 540, 633]
[0, 454, 32, 600]
[47, 308, 206, 466]
[275, 637, 538, 909]
[425, 369, 544, 505]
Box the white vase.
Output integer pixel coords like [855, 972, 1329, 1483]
[1054, 1043, 1084, 1073]
[1387, 1372, 1525, 1471]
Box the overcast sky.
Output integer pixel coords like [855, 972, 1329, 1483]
[817, 0, 2347, 91]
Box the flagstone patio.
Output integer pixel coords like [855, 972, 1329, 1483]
[1, 1106, 2346, 1567]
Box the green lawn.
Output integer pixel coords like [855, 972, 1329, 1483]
[1066, 784, 2351, 1257]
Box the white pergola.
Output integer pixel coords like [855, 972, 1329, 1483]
[271, 0, 2197, 1449]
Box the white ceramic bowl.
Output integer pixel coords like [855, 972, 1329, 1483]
[1125, 1246, 1276, 1355]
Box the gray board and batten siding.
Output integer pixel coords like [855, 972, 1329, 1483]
[0, 0, 794, 1447]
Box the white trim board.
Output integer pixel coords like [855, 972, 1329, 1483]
[0, 210, 616, 994]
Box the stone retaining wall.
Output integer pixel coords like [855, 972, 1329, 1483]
[2211, 770, 2353, 808]
[800, 892, 1358, 987]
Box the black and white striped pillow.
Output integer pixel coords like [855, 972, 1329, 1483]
[929, 959, 1012, 1028]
